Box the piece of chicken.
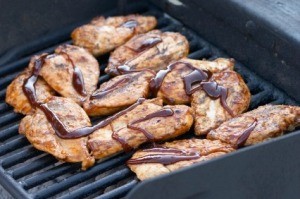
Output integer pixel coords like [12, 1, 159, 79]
[88, 98, 194, 159]
[83, 70, 155, 116]
[105, 30, 189, 76]
[207, 104, 300, 147]
[40, 45, 99, 104]
[192, 70, 251, 136]
[156, 58, 235, 104]
[6, 54, 55, 115]
[71, 15, 157, 56]
[127, 139, 235, 181]
[19, 96, 95, 170]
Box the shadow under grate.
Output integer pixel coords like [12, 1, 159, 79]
[0, 2, 298, 199]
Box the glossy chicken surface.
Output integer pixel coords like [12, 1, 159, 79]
[105, 30, 189, 76]
[207, 105, 300, 147]
[72, 15, 157, 56]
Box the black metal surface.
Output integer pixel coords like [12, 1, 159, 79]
[0, 1, 299, 199]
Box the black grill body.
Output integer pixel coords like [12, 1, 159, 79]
[0, 1, 299, 199]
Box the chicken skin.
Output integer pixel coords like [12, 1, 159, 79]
[207, 105, 300, 147]
[40, 45, 99, 104]
[156, 58, 235, 104]
[88, 98, 194, 159]
[19, 97, 95, 170]
[127, 139, 235, 180]
[192, 70, 251, 135]
[71, 15, 157, 56]
[83, 70, 155, 116]
[105, 30, 189, 76]
[5, 54, 55, 115]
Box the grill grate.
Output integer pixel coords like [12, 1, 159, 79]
[0, 2, 298, 199]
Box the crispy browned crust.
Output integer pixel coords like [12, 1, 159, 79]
[128, 139, 235, 180]
[83, 71, 155, 116]
[192, 70, 251, 135]
[105, 30, 189, 76]
[40, 45, 99, 104]
[88, 100, 194, 159]
[71, 15, 157, 56]
[19, 97, 95, 170]
[207, 104, 300, 146]
[157, 58, 235, 104]
[5, 55, 55, 115]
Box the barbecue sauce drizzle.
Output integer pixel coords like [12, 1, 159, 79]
[127, 36, 162, 53]
[230, 118, 258, 147]
[90, 77, 130, 100]
[59, 51, 87, 96]
[127, 146, 200, 165]
[150, 61, 234, 116]
[112, 108, 174, 151]
[149, 61, 209, 95]
[121, 20, 138, 29]
[23, 56, 175, 151]
[115, 35, 162, 75]
[127, 108, 174, 142]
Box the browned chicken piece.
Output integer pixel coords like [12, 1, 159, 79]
[83, 70, 155, 116]
[192, 70, 251, 135]
[71, 15, 157, 56]
[88, 98, 194, 159]
[19, 96, 95, 170]
[5, 55, 55, 115]
[105, 30, 189, 76]
[127, 139, 235, 180]
[207, 104, 300, 147]
[40, 44, 99, 104]
[157, 58, 235, 104]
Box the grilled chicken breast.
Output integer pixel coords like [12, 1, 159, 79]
[192, 70, 251, 135]
[83, 70, 155, 116]
[207, 105, 300, 147]
[128, 139, 235, 180]
[40, 45, 99, 104]
[71, 15, 157, 56]
[6, 55, 55, 115]
[88, 98, 194, 159]
[105, 30, 189, 76]
[19, 97, 95, 170]
[157, 58, 235, 104]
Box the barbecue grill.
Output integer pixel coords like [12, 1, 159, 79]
[0, 0, 299, 198]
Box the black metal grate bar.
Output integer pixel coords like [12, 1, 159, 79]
[0, 2, 298, 199]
